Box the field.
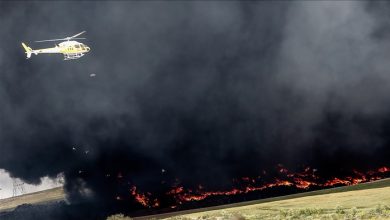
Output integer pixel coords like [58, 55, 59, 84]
[1, 180, 389, 219]
[159, 186, 390, 219]
[127, 178, 390, 220]
[0, 187, 64, 212]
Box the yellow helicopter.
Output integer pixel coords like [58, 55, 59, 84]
[21, 31, 90, 60]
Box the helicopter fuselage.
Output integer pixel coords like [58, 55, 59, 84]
[22, 40, 90, 60]
[58, 41, 90, 54]
[22, 31, 90, 60]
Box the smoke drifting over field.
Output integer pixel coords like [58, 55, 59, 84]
[1, 1, 390, 219]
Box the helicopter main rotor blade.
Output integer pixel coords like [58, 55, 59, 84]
[35, 38, 67, 42]
[70, 31, 86, 39]
[34, 32, 86, 42]
[34, 37, 86, 43]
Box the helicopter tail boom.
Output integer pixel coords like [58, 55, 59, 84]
[21, 42, 33, 59]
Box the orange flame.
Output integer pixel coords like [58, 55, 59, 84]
[126, 165, 390, 208]
[323, 178, 351, 187]
[130, 186, 159, 208]
[164, 165, 390, 204]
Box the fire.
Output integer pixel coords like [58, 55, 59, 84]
[323, 178, 351, 187]
[168, 186, 184, 194]
[166, 179, 294, 202]
[378, 167, 390, 173]
[164, 165, 390, 205]
[278, 164, 289, 174]
[126, 165, 390, 208]
[294, 179, 316, 189]
[130, 186, 159, 208]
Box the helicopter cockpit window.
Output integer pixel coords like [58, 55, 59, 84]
[75, 45, 80, 48]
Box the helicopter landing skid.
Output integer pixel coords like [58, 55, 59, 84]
[64, 53, 85, 60]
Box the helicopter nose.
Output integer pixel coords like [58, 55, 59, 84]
[86, 47, 90, 52]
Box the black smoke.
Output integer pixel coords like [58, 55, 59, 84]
[1, 1, 390, 219]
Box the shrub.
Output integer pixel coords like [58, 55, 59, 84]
[230, 213, 246, 220]
[106, 213, 132, 220]
[335, 206, 345, 214]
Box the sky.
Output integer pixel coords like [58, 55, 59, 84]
[1, 1, 390, 219]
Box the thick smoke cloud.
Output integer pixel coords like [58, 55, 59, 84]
[275, 2, 390, 170]
[0, 1, 390, 219]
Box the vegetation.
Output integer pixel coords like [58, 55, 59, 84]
[156, 204, 390, 219]
[107, 213, 133, 220]
[157, 181, 390, 220]
[125, 179, 390, 220]
[2, 178, 388, 220]
[0, 187, 64, 212]
[108, 187, 390, 220]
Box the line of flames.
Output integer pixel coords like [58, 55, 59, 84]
[130, 186, 159, 208]
[128, 166, 390, 208]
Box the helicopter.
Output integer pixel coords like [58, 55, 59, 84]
[21, 31, 90, 60]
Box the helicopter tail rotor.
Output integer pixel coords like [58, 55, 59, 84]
[21, 42, 33, 59]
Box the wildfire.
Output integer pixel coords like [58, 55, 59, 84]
[294, 179, 316, 189]
[127, 165, 390, 208]
[278, 164, 289, 174]
[130, 186, 159, 208]
[323, 178, 351, 186]
[166, 179, 295, 202]
[164, 165, 390, 205]
[378, 167, 390, 173]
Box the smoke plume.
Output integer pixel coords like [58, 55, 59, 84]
[0, 1, 390, 219]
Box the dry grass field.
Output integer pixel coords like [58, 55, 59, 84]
[160, 186, 390, 220]
[0, 187, 64, 212]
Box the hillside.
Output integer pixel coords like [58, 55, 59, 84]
[1, 179, 390, 219]
[0, 187, 64, 212]
[133, 178, 390, 219]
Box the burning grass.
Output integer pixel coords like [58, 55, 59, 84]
[128, 165, 390, 208]
[126, 178, 390, 220]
